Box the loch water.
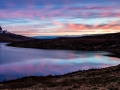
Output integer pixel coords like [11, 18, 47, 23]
[0, 43, 120, 81]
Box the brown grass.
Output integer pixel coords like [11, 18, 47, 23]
[1, 64, 120, 90]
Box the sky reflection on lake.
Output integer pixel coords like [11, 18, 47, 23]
[0, 43, 120, 81]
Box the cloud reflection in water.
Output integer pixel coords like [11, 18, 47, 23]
[0, 43, 120, 81]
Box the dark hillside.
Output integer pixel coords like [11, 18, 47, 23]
[0, 33, 33, 42]
[8, 32, 120, 50]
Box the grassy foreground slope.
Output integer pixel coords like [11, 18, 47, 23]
[0, 64, 120, 90]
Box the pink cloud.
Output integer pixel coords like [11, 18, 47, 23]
[0, 5, 120, 20]
[52, 21, 63, 27]
[0, 4, 120, 36]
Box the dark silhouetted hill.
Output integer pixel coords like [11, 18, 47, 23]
[0, 33, 33, 42]
[8, 32, 120, 50]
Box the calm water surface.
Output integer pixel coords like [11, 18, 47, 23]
[0, 43, 120, 81]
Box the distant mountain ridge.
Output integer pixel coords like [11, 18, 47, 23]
[32, 35, 89, 39]
[33, 36, 58, 39]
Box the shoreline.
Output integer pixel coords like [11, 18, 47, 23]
[7, 43, 120, 59]
[1, 63, 120, 89]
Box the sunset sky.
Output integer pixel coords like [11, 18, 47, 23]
[0, 0, 120, 36]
